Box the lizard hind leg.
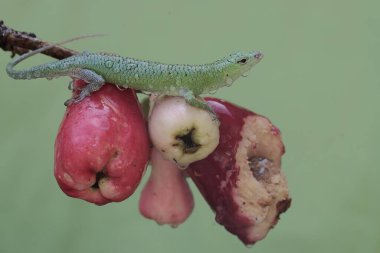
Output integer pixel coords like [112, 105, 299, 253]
[64, 68, 105, 106]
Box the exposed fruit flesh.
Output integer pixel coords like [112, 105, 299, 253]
[148, 95, 219, 168]
[187, 98, 291, 245]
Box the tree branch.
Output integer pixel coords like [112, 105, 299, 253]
[0, 20, 77, 59]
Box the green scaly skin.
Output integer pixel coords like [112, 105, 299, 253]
[5, 36, 263, 118]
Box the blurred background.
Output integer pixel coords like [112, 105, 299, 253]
[0, 0, 379, 252]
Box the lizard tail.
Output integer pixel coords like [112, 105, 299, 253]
[6, 34, 105, 79]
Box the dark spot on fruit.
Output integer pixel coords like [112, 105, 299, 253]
[92, 170, 106, 189]
[112, 151, 119, 159]
[161, 149, 166, 153]
[274, 198, 292, 222]
[176, 127, 200, 154]
[276, 199, 291, 214]
[248, 156, 273, 182]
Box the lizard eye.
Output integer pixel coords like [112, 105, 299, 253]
[237, 58, 248, 65]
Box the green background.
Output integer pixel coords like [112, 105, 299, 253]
[0, 0, 379, 252]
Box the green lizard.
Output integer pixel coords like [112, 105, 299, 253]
[6, 36, 263, 117]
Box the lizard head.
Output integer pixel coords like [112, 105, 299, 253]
[219, 51, 263, 86]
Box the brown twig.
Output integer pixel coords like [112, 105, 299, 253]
[0, 20, 77, 59]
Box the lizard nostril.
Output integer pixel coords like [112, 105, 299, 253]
[254, 52, 263, 59]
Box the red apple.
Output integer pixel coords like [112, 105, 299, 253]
[139, 147, 194, 226]
[54, 80, 150, 205]
[187, 97, 291, 245]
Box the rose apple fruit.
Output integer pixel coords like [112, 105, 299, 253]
[187, 97, 291, 245]
[139, 147, 194, 226]
[148, 95, 219, 168]
[54, 80, 150, 205]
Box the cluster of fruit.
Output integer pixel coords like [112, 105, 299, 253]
[54, 80, 291, 246]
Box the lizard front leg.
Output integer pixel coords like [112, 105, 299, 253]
[179, 88, 218, 122]
[64, 68, 105, 106]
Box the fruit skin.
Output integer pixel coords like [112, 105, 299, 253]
[139, 147, 194, 226]
[54, 80, 150, 205]
[148, 95, 219, 168]
[187, 97, 291, 245]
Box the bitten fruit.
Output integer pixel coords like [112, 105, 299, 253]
[54, 80, 150, 205]
[148, 95, 219, 168]
[139, 147, 194, 226]
[187, 97, 291, 245]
